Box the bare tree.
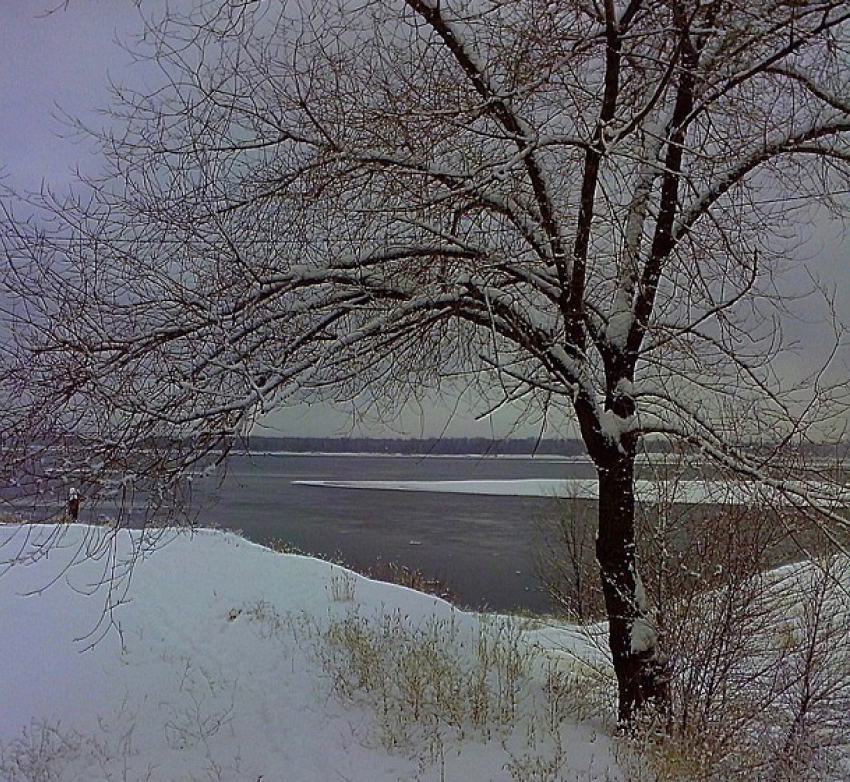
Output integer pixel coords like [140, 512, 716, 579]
[2, 0, 850, 724]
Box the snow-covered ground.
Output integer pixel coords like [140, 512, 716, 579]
[0, 523, 623, 782]
[4, 520, 848, 782]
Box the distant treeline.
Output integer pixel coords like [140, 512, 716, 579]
[242, 436, 589, 456]
[239, 436, 850, 460]
[25, 433, 850, 461]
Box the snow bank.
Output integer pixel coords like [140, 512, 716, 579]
[0, 524, 621, 782]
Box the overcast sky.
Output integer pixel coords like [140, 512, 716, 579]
[0, 0, 569, 440]
[0, 2, 486, 437]
[2, 1, 847, 441]
[0, 1, 138, 188]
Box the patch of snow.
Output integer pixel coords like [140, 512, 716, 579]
[293, 478, 850, 508]
[294, 477, 596, 497]
[630, 617, 658, 655]
[605, 307, 634, 350]
[599, 409, 637, 442]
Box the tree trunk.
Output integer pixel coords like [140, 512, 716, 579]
[596, 445, 670, 727]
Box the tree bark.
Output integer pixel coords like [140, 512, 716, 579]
[596, 444, 670, 727]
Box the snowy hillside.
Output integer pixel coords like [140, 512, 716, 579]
[0, 524, 623, 782]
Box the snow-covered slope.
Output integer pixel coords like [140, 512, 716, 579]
[0, 524, 621, 782]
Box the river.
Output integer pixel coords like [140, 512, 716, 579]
[191, 452, 597, 613]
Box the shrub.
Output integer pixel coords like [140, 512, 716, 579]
[536, 447, 850, 780]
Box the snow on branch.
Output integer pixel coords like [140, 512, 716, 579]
[689, 4, 850, 127]
[404, 0, 569, 282]
[675, 117, 850, 241]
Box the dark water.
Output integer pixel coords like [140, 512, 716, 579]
[193, 453, 597, 613]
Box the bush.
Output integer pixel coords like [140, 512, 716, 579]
[537, 463, 850, 780]
[361, 560, 458, 604]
